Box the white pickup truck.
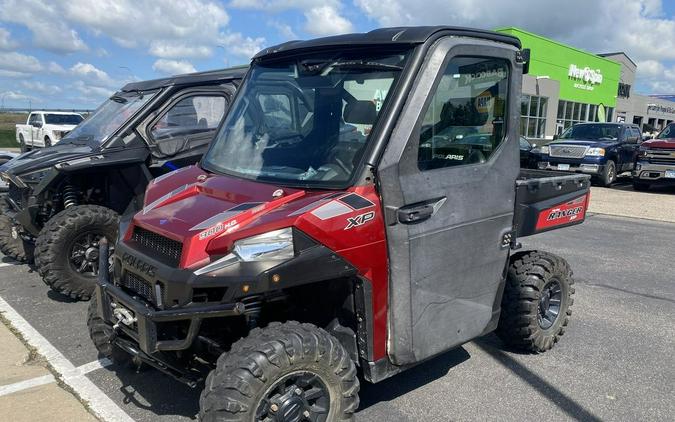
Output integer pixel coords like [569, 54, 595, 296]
[15, 111, 84, 152]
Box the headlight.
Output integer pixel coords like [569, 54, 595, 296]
[194, 228, 294, 275]
[535, 145, 550, 154]
[232, 228, 294, 262]
[585, 147, 605, 157]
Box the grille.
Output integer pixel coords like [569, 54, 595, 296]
[131, 226, 183, 266]
[646, 150, 675, 165]
[7, 184, 27, 209]
[549, 145, 588, 159]
[120, 272, 154, 304]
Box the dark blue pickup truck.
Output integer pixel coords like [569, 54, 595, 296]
[530, 122, 641, 186]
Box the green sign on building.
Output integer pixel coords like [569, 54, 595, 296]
[496, 27, 620, 107]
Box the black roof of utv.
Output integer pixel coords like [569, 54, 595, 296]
[254, 26, 521, 59]
[119, 65, 248, 92]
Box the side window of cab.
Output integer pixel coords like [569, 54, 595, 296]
[418, 57, 510, 171]
[150, 94, 227, 143]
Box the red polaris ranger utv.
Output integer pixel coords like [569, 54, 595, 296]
[89, 26, 591, 421]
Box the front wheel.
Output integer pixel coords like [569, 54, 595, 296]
[87, 295, 132, 365]
[35, 205, 119, 301]
[44, 136, 52, 147]
[497, 251, 575, 353]
[596, 160, 616, 187]
[0, 205, 34, 262]
[199, 322, 360, 422]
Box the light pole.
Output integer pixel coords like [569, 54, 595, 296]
[217, 45, 229, 67]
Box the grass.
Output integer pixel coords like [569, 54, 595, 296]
[0, 113, 28, 148]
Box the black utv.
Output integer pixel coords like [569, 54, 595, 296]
[0, 66, 245, 300]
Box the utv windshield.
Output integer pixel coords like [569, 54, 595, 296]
[560, 124, 621, 141]
[61, 90, 158, 146]
[202, 50, 409, 186]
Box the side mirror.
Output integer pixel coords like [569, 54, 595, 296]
[552, 134, 559, 140]
[33, 121, 43, 128]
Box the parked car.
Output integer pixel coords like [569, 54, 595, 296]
[16, 111, 84, 151]
[531, 122, 642, 186]
[519, 136, 536, 168]
[633, 122, 675, 191]
[88, 26, 591, 420]
[0, 66, 246, 300]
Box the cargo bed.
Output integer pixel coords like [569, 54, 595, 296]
[515, 169, 591, 237]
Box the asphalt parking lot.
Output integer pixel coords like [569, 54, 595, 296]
[0, 190, 673, 421]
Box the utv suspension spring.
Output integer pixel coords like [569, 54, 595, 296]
[62, 184, 79, 208]
[241, 295, 262, 329]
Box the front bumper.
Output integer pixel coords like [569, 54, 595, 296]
[536, 161, 605, 174]
[633, 161, 675, 184]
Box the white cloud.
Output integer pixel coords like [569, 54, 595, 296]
[0, 52, 42, 77]
[21, 81, 63, 95]
[72, 80, 114, 98]
[269, 20, 297, 40]
[47, 62, 66, 75]
[152, 59, 197, 75]
[354, 0, 675, 93]
[218, 32, 266, 58]
[63, 0, 229, 52]
[0, 0, 87, 52]
[303, 5, 353, 36]
[149, 41, 213, 59]
[1, 90, 31, 101]
[0, 26, 16, 49]
[70, 62, 117, 88]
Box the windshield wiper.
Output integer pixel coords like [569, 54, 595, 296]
[301, 59, 403, 75]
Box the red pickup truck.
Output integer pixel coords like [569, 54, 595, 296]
[634, 123, 675, 191]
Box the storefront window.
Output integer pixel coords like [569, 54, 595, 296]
[521, 95, 548, 138]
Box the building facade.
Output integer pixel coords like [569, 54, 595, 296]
[497, 27, 675, 139]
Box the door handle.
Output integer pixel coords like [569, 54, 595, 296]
[397, 197, 447, 224]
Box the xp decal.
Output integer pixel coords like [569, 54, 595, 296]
[345, 210, 375, 230]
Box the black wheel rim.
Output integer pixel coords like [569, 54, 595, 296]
[68, 231, 113, 277]
[538, 279, 562, 330]
[255, 371, 330, 422]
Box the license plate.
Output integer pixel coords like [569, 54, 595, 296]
[666, 170, 675, 178]
[557, 164, 570, 171]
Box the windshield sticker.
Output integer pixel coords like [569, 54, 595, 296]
[345, 211, 375, 230]
[152, 166, 190, 184]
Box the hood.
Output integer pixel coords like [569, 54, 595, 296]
[549, 139, 616, 148]
[641, 138, 675, 149]
[133, 165, 343, 267]
[0, 142, 94, 176]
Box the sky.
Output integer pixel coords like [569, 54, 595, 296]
[2, 0, 675, 109]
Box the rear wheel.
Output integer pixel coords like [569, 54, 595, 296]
[0, 205, 34, 262]
[19, 135, 28, 153]
[497, 251, 574, 353]
[199, 321, 359, 422]
[87, 295, 132, 365]
[35, 205, 119, 301]
[633, 180, 650, 191]
[596, 160, 616, 187]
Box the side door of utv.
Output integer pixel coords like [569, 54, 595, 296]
[141, 85, 236, 174]
[377, 38, 521, 365]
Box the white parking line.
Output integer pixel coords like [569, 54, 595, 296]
[0, 374, 55, 397]
[0, 358, 113, 398]
[0, 296, 133, 422]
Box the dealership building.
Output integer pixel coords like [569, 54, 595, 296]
[496, 28, 675, 139]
